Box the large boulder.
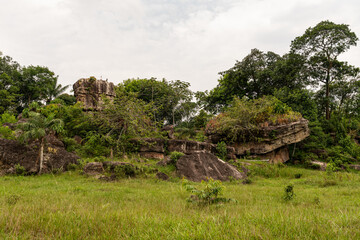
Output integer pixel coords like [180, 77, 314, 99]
[73, 77, 115, 110]
[0, 136, 79, 175]
[176, 152, 246, 182]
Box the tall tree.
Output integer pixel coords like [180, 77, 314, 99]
[291, 20, 358, 119]
[122, 78, 194, 125]
[20, 66, 58, 107]
[17, 112, 63, 174]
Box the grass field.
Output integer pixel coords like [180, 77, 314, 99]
[1, 163, 360, 239]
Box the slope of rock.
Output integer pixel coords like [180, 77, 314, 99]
[176, 152, 246, 182]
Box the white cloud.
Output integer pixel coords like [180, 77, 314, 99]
[0, 0, 359, 92]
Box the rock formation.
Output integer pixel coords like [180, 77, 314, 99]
[0, 135, 79, 175]
[176, 152, 246, 182]
[73, 77, 116, 110]
[207, 118, 310, 163]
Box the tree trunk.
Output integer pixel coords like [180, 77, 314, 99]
[38, 138, 44, 175]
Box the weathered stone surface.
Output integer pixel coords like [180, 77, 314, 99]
[168, 139, 216, 155]
[264, 146, 289, 164]
[350, 164, 360, 171]
[83, 162, 104, 175]
[231, 119, 309, 156]
[176, 152, 246, 182]
[0, 137, 79, 175]
[73, 78, 115, 110]
[162, 125, 175, 139]
[139, 152, 164, 160]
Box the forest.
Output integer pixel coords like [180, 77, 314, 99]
[1, 20, 360, 239]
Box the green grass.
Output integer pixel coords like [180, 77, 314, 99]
[1, 164, 360, 239]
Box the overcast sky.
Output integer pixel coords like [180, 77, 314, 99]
[0, 0, 359, 93]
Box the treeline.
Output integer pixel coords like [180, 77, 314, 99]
[1, 20, 360, 167]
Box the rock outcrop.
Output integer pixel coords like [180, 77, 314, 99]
[176, 152, 246, 182]
[73, 77, 116, 110]
[0, 135, 79, 175]
[207, 118, 310, 163]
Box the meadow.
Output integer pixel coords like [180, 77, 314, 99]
[1, 163, 360, 239]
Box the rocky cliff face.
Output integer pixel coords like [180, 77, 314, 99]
[73, 78, 116, 110]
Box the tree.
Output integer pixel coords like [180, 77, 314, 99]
[122, 78, 194, 125]
[291, 20, 358, 119]
[45, 78, 69, 104]
[201, 49, 308, 113]
[0, 73, 20, 114]
[17, 112, 64, 174]
[19, 66, 58, 107]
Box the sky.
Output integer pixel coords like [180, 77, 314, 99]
[0, 0, 359, 93]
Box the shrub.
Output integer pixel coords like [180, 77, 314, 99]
[170, 151, 185, 164]
[283, 184, 295, 201]
[216, 141, 227, 160]
[206, 96, 302, 143]
[14, 164, 26, 176]
[294, 173, 302, 179]
[182, 178, 236, 205]
[114, 164, 136, 178]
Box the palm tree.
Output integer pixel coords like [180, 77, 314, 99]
[17, 112, 64, 174]
[45, 78, 70, 104]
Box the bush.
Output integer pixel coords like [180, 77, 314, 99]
[283, 184, 295, 201]
[182, 178, 236, 205]
[294, 173, 302, 179]
[14, 164, 26, 176]
[170, 151, 185, 164]
[114, 164, 136, 178]
[216, 141, 227, 160]
[206, 96, 302, 143]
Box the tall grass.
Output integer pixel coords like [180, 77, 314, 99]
[1, 165, 360, 239]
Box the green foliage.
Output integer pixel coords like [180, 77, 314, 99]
[182, 178, 236, 205]
[216, 141, 227, 160]
[80, 132, 111, 157]
[291, 20, 358, 119]
[169, 151, 185, 164]
[122, 78, 195, 125]
[113, 164, 136, 178]
[206, 96, 302, 143]
[294, 173, 302, 179]
[283, 184, 295, 201]
[0, 112, 17, 139]
[61, 137, 79, 152]
[14, 164, 26, 176]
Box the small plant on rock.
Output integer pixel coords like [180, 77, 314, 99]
[170, 151, 184, 164]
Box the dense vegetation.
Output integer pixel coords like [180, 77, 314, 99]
[1, 20, 360, 167]
[1, 19, 360, 239]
